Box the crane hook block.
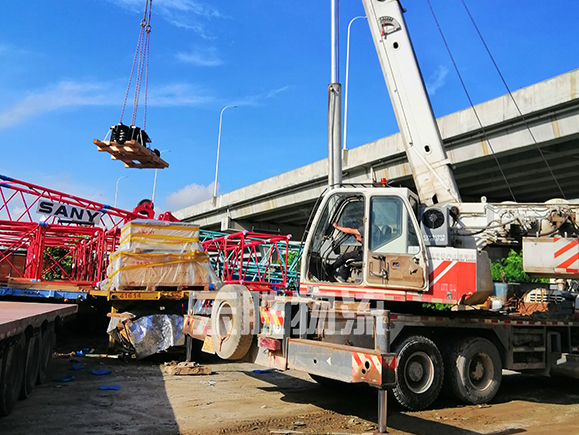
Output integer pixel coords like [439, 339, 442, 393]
[93, 123, 169, 169]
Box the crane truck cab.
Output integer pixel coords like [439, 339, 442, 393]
[299, 186, 493, 306]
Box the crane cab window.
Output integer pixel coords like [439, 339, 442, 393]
[369, 196, 420, 255]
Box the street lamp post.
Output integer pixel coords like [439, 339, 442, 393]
[152, 149, 171, 204]
[114, 176, 127, 208]
[343, 15, 366, 151]
[213, 105, 237, 201]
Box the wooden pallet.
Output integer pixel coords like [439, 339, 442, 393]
[94, 139, 169, 169]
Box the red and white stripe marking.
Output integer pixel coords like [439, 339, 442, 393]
[390, 313, 573, 327]
[260, 309, 284, 327]
[352, 352, 382, 373]
[428, 260, 456, 289]
[554, 238, 579, 273]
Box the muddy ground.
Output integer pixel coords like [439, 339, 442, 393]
[2, 327, 579, 435]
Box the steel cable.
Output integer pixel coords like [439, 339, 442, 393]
[426, 0, 517, 202]
[460, 0, 566, 199]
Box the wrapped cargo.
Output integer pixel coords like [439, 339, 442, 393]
[103, 250, 219, 290]
[118, 219, 201, 253]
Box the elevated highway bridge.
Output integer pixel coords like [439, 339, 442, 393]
[174, 69, 579, 239]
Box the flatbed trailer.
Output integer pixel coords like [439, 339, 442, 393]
[0, 285, 89, 301]
[0, 301, 77, 416]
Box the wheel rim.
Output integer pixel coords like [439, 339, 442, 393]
[467, 353, 493, 391]
[215, 302, 233, 338]
[403, 351, 434, 394]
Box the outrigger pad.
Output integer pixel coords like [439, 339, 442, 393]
[94, 137, 169, 169]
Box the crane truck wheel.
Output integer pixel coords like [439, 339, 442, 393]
[19, 330, 41, 399]
[37, 322, 56, 385]
[393, 335, 444, 410]
[445, 337, 502, 405]
[0, 333, 26, 416]
[210, 285, 255, 360]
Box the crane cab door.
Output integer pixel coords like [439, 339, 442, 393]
[365, 195, 427, 291]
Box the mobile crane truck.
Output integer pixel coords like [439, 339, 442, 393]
[184, 1, 579, 431]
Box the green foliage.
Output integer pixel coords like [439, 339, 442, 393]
[490, 249, 547, 283]
[422, 303, 452, 311]
[286, 251, 301, 271]
[42, 247, 72, 281]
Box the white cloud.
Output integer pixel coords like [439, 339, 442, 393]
[0, 80, 215, 129]
[164, 182, 215, 210]
[0, 43, 31, 57]
[176, 47, 223, 66]
[233, 86, 291, 107]
[148, 83, 215, 106]
[266, 86, 290, 99]
[0, 76, 284, 129]
[0, 81, 119, 129]
[426, 65, 449, 96]
[108, 0, 225, 36]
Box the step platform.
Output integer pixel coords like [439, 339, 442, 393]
[94, 139, 169, 169]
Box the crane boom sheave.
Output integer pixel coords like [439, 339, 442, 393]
[361, 0, 461, 205]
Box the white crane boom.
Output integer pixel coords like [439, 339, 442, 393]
[361, 0, 461, 206]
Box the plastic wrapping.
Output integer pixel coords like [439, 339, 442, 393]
[103, 219, 221, 290]
[104, 250, 219, 290]
[107, 314, 184, 359]
[119, 219, 201, 253]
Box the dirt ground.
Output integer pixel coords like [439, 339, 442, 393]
[2, 330, 579, 435]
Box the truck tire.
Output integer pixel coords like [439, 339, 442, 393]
[20, 331, 41, 399]
[37, 323, 55, 385]
[393, 335, 444, 410]
[445, 337, 502, 405]
[211, 285, 255, 360]
[0, 334, 26, 416]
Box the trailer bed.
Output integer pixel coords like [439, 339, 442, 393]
[0, 301, 77, 340]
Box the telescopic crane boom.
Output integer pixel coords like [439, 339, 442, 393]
[361, 0, 461, 206]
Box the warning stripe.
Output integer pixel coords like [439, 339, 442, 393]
[429, 260, 456, 288]
[390, 313, 574, 326]
[260, 309, 283, 326]
[352, 352, 363, 368]
[558, 252, 579, 269]
[554, 239, 579, 258]
[370, 355, 382, 371]
[352, 352, 382, 373]
[428, 260, 452, 282]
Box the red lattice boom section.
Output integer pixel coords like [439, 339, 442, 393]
[0, 174, 141, 285]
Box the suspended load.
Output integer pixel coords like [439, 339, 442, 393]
[93, 0, 168, 169]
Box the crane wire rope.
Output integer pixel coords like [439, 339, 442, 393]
[459, 0, 566, 200]
[119, 0, 152, 129]
[425, 0, 517, 202]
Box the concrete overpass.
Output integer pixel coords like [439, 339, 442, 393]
[174, 69, 579, 238]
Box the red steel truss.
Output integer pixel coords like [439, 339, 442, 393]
[0, 175, 295, 292]
[0, 174, 141, 285]
[202, 231, 292, 292]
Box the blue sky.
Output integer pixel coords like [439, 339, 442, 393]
[0, 0, 577, 214]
